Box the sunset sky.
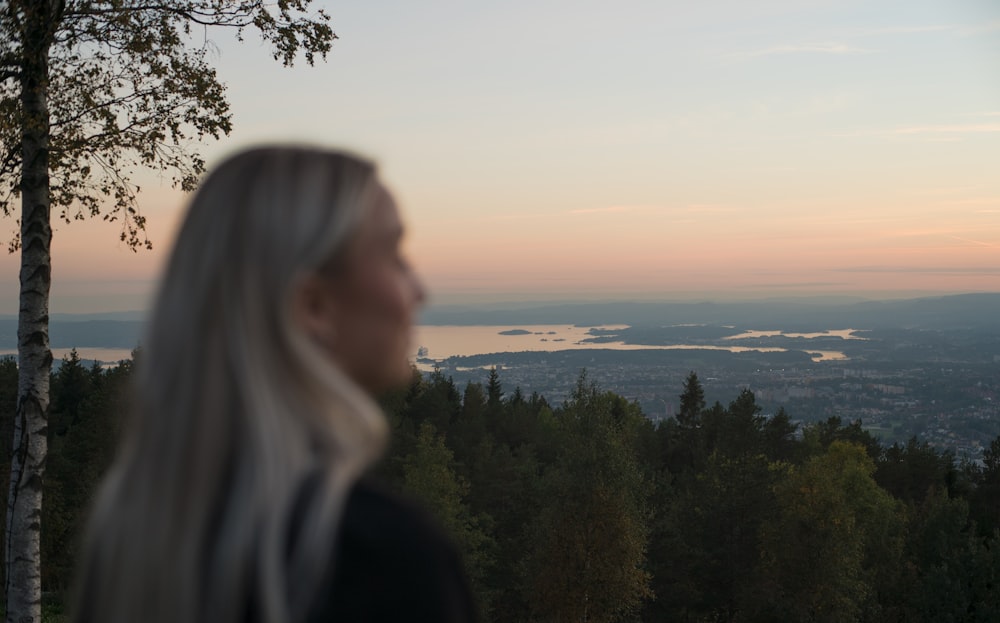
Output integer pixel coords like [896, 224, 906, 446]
[2, 0, 998, 313]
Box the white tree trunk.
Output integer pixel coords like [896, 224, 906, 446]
[5, 3, 55, 621]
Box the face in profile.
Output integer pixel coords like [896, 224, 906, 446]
[295, 181, 425, 392]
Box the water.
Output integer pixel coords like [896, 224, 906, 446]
[410, 325, 856, 366]
[0, 327, 857, 369]
[0, 347, 135, 366]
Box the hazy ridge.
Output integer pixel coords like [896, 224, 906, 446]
[420, 293, 1000, 331]
[0, 293, 995, 350]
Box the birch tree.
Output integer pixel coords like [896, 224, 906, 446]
[0, 2, 335, 620]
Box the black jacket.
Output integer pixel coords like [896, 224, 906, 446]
[304, 479, 478, 623]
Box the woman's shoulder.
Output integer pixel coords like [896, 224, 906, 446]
[306, 478, 477, 623]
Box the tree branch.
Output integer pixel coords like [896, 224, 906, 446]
[64, 2, 263, 28]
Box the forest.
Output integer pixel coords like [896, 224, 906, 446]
[4, 352, 1000, 622]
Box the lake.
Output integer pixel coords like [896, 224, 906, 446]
[0, 347, 135, 366]
[0, 325, 858, 368]
[411, 325, 856, 365]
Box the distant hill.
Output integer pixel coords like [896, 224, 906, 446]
[0, 293, 995, 351]
[0, 317, 145, 349]
[419, 293, 1000, 332]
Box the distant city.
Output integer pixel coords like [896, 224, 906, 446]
[417, 293, 1000, 461]
[2, 293, 997, 460]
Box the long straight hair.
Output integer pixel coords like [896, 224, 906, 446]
[73, 147, 389, 623]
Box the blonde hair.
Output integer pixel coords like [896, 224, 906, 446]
[73, 146, 389, 623]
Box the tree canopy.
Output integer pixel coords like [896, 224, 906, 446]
[9, 361, 1000, 621]
[0, 0, 334, 248]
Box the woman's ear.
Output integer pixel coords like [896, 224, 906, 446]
[290, 274, 340, 350]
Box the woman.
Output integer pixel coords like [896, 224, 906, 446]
[72, 146, 476, 623]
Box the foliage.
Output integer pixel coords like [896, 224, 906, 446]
[758, 442, 905, 622]
[43, 352, 130, 591]
[524, 375, 652, 622]
[0, 353, 130, 606]
[12, 360, 1000, 621]
[676, 370, 704, 428]
[401, 420, 496, 615]
[0, 0, 334, 246]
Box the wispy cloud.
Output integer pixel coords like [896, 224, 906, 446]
[569, 204, 743, 216]
[482, 212, 551, 223]
[940, 197, 1000, 207]
[909, 185, 984, 196]
[742, 280, 851, 288]
[738, 43, 875, 58]
[948, 236, 1000, 249]
[567, 205, 654, 215]
[834, 116, 1000, 140]
[854, 25, 954, 37]
[850, 22, 999, 39]
[735, 21, 997, 63]
[834, 266, 1000, 275]
[960, 20, 1000, 36]
[895, 124, 1000, 135]
[684, 204, 740, 214]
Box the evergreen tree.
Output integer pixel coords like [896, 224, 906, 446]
[803, 416, 881, 460]
[49, 349, 91, 435]
[662, 450, 778, 620]
[0, 356, 18, 591]
[375, 367, 424, 486]
[715, 388, 766, 458]
[876, 437, 957, 507]
[464, 440, 543, 623]
[970, 434, 1000, 536]
[407, 370, 461, 438]
[44, 356, 130, 593]
[401, 421, 495, 617]
[486, 367, 504, 408]
[761, 406, 800, 463]
[449, 381, 488, 468]
[901, 489, 997, 621]
[677, 370, 705, 429]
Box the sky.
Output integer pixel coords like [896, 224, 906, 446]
[2, 0, 999, 313]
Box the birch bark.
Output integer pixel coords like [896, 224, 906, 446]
[5, 3, 59, 621]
